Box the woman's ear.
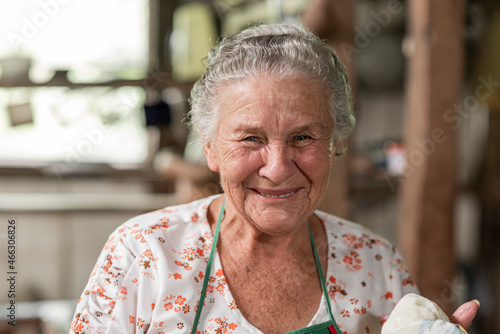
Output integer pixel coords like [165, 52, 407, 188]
[331, 141, 347, 167]
[204, 142, 220, 172]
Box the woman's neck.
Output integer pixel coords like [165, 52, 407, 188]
[206, 196, 329, 333]
[207, 196, 327, 268]
[208, 197, 312, 257]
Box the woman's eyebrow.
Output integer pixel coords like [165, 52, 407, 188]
[231, 123, 330, 138]
[289, 122, 333, 136]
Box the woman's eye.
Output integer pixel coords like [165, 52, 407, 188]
[292, 135, 314, 147]
[244, 136, 257, 142]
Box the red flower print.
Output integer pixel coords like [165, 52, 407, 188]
[175, 295, 187, 305]
[136, 317, 145, 329]
[382, 291, 393, 300]
[75, 323, 84, 332]
[129, 315, 135, 324]
[95, 288, 106, 298]
[120, 286, 127, 295]
[174, 260, 193, 271]
[354, 306, 367, 315]
[164, 302, 173, 311]
[173, 273, 182, 280]
[216, 284, 226, 295]
[343, 251, 362, 272]
[343, 234, 356, 245]
[151, 303, 156, 310]
[347, 234, 364, 248]
[378, 313, 390, 326]
[402, 277, 414, 286]
[229, 323, 237, 330]
[152, 321, 165, 327]
[216, 269, 224, 277]
[341, 309, 350, 317]
[104, 236, 115, 250]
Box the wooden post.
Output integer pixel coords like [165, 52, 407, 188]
[399, 0, 465, 314]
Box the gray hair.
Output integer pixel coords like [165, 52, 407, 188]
[188, 23, 355, 147]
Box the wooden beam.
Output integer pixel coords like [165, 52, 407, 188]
[399, 0, 465, 314]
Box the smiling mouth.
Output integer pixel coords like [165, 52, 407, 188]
[257, 191, 296, 198]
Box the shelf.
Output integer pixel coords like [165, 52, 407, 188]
[0, 162, 156, 179]
[0, 77, 193, 90]
[0, 192, 177, 212]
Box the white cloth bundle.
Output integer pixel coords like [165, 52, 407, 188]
[382, 293, 467, 334]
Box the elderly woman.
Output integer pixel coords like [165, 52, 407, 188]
[70, 23, 477, 334]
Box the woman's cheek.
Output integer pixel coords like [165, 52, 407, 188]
[297, 148, 331, 170]
[221, 150, 262, 180]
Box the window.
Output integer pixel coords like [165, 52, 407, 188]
[0, 0, 150, 166]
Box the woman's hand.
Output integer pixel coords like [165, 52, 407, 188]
[450, 300, 480, 330]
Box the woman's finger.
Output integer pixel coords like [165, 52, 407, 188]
[449, 300, 480, 330]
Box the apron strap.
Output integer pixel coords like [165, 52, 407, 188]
[308, 224, 342, 334]
[192, 201, 341, 334]
[191, 197, 225, 334]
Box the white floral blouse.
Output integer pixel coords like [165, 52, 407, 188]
[70, 195, 418, 334]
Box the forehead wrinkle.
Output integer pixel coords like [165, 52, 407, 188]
[219, 76, 333, 139]
[228, 100, 260, 117]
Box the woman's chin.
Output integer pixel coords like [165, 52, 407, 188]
[245, 208, 309, 236]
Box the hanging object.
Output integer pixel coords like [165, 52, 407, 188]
[7, 102, 33, 127]
[0, 57, 31, 83]
[169, 3, 217, 82]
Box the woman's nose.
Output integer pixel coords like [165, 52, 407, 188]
[258, 144, 296, 184]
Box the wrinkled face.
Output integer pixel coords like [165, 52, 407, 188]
[204, 75, 335, 236]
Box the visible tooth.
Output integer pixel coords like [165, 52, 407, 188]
[259, 191, 295, 198]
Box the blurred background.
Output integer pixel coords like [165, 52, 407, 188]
[0, 0, 498, 333]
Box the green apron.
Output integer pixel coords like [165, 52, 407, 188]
[191, 198, 342, 334]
